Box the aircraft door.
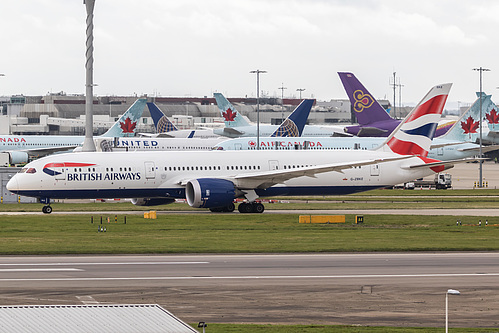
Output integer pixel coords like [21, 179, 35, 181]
[55, 167, 66, 180]
[144, 161, 156, 179]
[268, 160, 279, 170]
[370, 164, 380, 176]
[437, 147, 444, 156]
[234, 143, 242, 150]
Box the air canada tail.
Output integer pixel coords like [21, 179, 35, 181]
[147, 102, 178, 133]
[270, 99, 314, 137]
[101, 98, 147, 138]
[378, 83, 452, 156]
[214, 92, 250, 127]
[338, 72, 392, 125]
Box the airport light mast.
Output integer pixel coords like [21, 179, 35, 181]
[278, 83, 287, 124]
[82, 0, 97, 152]
[473, 66, 490, 188]
[296, 88, 305, 100]
[250, 69, 267, 150]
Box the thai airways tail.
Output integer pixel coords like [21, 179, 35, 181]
[100, 98, 147, 138]
[439, 92, 493, 142]
[338, 72, 393, 125]
[147, 102, 178, 133]
[214, 93, 251, 127]
[377, 83, 452, 157]
[270, 99, 314, 137]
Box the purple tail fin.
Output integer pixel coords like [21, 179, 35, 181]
[338, 72, 393, 125]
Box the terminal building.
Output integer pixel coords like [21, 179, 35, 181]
[0, 91, 395, 136]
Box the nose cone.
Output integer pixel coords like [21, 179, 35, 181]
[6, 175, 18, 193]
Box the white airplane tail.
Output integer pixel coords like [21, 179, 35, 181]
[100, 98, 147, 138]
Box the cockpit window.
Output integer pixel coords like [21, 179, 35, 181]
[26, 168, 37, 174]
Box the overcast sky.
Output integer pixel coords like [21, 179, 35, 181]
[1, 0, 498, 108]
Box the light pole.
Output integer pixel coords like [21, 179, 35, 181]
[445, 289, 460, 333]
[296, 88, 305, 100]
[278, 83, 287, 124]
[473, 67, 490, 187]
[250, 69, 266, 150]
[82, 0, 97, 152]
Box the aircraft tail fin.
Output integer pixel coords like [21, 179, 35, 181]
[100, 98, 147, 138]
[440, 92, 493, 142]
[338, 72, 392, 125]
[378, 83, 452, 156]
[147, 102, 178, 133]
[270, 99, 314, 137]
[214, 93, 250, 127]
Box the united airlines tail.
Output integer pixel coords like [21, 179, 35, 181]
[101, 98, 147, 137]
[338, 72, 392, 125]
[147, 102, 178, 133]
[214, 93, 251, 127]
[270, 99, 314, 137]
[378, 83, 452, 157]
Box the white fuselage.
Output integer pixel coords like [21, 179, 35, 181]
[214, 137, 482, 161]
[7, 149, 436, 201]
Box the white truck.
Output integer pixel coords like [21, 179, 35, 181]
[404, 173, 452, 190]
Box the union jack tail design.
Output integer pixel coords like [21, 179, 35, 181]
[379, 83, 452, 157]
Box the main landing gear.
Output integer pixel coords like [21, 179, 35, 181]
[238, 202, 265, 214]
[42, 205, 53, 214]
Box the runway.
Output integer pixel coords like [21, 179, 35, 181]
[0, 253, 498, 327]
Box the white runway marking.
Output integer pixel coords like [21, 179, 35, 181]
[76, 296, 100, 304]
[0, 262, 209, 266]
[1, 272, 499, 281]
[0, 268, 82, 272]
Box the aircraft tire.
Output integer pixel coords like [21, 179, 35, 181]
[252, 202, 265, 214]
[209, 207, 224, 212]
[238, 202, 253, 213]
[42, 206, 53, 214]
[223, 202, 235, 212]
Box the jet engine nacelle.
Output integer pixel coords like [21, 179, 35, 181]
[2, 151, 29, 165]
[131, 198, 176, 206]
[185, 178, 236, 208]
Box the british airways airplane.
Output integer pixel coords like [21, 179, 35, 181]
[340, 72, 454, 137]
[0, 99, 147, 165]
[212, 93, 346, 138]
[7, 83, 463, 214]
[213, 90, 499, 161]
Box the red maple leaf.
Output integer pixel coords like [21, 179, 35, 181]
[222, 108, 237, 122]
[460, 116, 479, 134]
[119, 117, 137, 133]
[486, 108, 499, 124]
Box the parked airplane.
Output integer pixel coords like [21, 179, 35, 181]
[8, 83, 469, 215]
[446, 92, 499, 145]
[212, 93, 345, 137]
[339, 72, 454, 137]
[146, 102, 220, 138]
[0, 99, 147, 165]
[92, 137, 228, 152]
[214, 91, 499, 161]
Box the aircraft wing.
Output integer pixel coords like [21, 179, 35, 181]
[356, 127, 389, 137]
[220, 127, 245, 136]
[229, 155, 412, 189]
[486, 131, 499, 138]
[457, 145, 499, 153]
[430, 141, 466, 149]
[405, 157, 487, 170]
[21, 145, 79, 158]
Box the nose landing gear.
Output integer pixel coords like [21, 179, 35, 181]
[42, 205, 53, 214]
